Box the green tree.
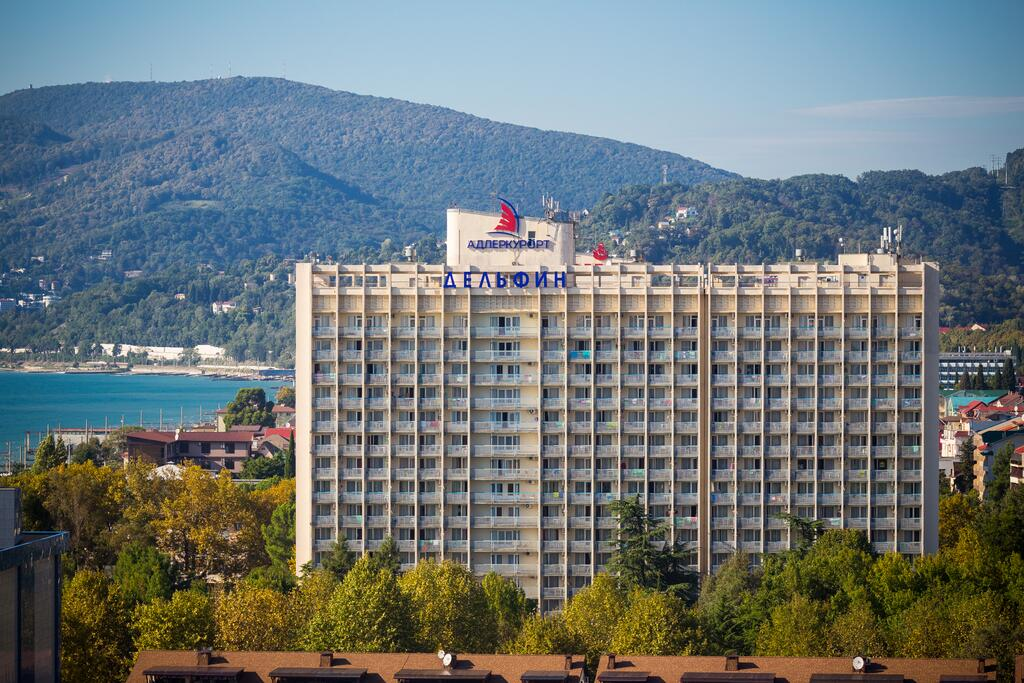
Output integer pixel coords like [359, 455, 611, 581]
[954, 438, 977, 494]
[0, 469, 52, 531]
[322, 538, 357, 581]
[563, 573, 627, 663]
[825, 601, 888, 657]
[44, 461, 123, 569]
[755, 594, 829, 656]
[71, 437, 103, 465]
[300, 556, 415, 652]
[134, 589, 216, 651]
[776, 512, 826, 552]
[696, 552, 761, 655]
[889, 590, 1012, 659]
[506, 613, 579, 655]
[938, 492, 980, 549]
[998, 358, 1016, 390]
[400, 560, 498, 653]
[113, 541, 175, 605]
[608, 496, 697, 598]
[32, 433, 62, 472]
[244, 563, 297, 593]
[284, 434, 296, 479]
[482, 572, 532, 649]
[866, 552, 921, 620]
[986, 443, 1013, 503]
[974, 485, 1024, 559]
[241, 452, 285, 479]
[263, 499, 296, 569]
[975, 364, 988, 390]
[101, 425, 144, 464]
[215, 584, 296, 650]
[224, 387, 275, 428]
[368, 535, 401, 575]
[275, 385, 296, 408]
[153, 466, 267, 584]
[291, 569, 339, 638]
[611, 589, 697, 655]
[62, 570, 133, 683]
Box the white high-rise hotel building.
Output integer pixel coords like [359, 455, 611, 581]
[296, 203, 938, 612]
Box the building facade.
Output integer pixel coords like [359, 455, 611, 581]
[939, 349, 1012, 389]
[125, 429, 257, 473]
[295, 205, 939, 612]
[1, 488, 68, 683]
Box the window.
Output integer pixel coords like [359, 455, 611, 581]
[224, 443, 235, 454]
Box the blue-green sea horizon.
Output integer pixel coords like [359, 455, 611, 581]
[0, 370, 285, 455]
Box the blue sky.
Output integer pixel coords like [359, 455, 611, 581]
[1, 0, 1021, 179]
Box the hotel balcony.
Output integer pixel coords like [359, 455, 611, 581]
[472, 373, 535, 385]
[471, 517, 530, 529]
[473, 326, 537, 337]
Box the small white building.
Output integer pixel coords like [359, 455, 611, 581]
[211, 301, 237, 314]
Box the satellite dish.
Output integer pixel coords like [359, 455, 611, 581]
[438, 650, 446, 661]
[852, 656, 866, 672]
[443, 653, 454, 668]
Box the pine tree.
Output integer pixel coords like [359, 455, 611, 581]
[986, 443, 1014, 503]
[953, 438, 976, 494]
[284, 435, 295, 479]
[322, 538, 356, 581]
[369, 535, 401, 575]
[999, 358, 1015, 391]
[974, 364, 988, 390]
[32, 434, 62, 472]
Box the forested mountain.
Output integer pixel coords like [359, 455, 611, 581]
[579, 148, 1024, 325]
[0, 77, 732, 273]
[0, 76, 1020, 361]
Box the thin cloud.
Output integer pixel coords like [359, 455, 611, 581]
[795, 95, 1024, 119]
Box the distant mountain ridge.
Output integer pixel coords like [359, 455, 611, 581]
[0, 77, 734, 272]
[577, 148, 1024, 325]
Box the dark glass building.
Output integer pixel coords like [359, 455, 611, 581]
[0, 487, 68, 683]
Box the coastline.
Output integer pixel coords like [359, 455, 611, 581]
[0, 362, 291, 381]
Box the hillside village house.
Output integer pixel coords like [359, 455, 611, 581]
[125, 430, 256, 473]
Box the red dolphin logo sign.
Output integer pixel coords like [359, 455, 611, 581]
[593, 242, 609, 262]
[490, 197, 520, 236]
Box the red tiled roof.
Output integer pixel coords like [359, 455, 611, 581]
[127, 652, 586, 683]
[130, 430, 255, 443]
[177, 431, 254, 443]
[595, 655, 994, 683]
[959, 400, 986, 413]
[127, 431, 176, 444]
[263, 427, 294, 439]
[272, 404, 296, 413]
